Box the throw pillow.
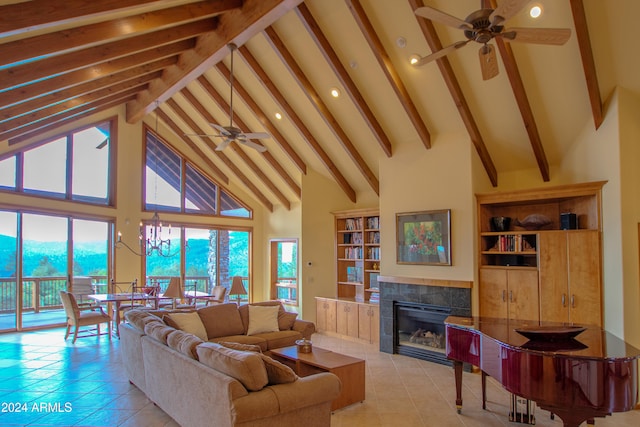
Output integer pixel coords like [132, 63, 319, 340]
[167, 329, 204, 360]
[196, 342, 268, 391]
[278, 311, 298, 330]
[165, 312, 208, 341]
[217, 341, 262, 353]
[246, 305, 280, 336]
[259, 354, 298, 384]
[239, 301, 283, 333]
[197, 303, 245, 339]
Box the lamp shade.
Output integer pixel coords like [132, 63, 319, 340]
[163, 277, 184, 299]
[229, 276, 246, 297]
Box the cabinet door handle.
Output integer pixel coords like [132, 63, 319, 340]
[509, 290, 513, 302]
[571, 294, 575, 308]
[502, 290, 506, 302]
[562, 294, 566, 307]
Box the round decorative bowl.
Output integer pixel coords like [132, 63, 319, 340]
[295, 339, 313, 353]
[490, 216, 511, 232]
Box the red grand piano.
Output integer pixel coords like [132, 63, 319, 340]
[445, 316, 640, 427]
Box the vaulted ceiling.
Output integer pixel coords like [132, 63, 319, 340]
[1, 0, 637, 212]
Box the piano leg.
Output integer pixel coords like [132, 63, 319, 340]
[453, 360, 463, 413]
[481, 371, 487, 410]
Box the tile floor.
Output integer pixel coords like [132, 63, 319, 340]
[0, 328, 639, 426]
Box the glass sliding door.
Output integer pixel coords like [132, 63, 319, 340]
[21, 213, 68, 328]
[270, 239, 298, 305]
[72, 219, 109, 295]
[0, 211, 18, 331]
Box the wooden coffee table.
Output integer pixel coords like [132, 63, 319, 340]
[269, 345, 365, 410]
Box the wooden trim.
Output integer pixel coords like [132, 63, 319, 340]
[377, 275, 473, 289]
[476, 181, 607, 205]
[332, 207, 379, 218]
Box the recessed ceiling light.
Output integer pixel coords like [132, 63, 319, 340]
[409, 54, 421, 65]
[530, 5, 542, 18]
[275, 112, 282, 120]
[330, 87, 340, 98]
[396, 37, 407, 48]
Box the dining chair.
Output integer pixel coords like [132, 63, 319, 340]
[205, 286, 227, 306]
[59, 290, 112, 343]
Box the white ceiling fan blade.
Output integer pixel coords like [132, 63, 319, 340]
[242, 132, 270, 140]
[413, 40, 469, 67]
[215, 138, 232, 151]
[210, 123, 231, 136]
[489, 0, 531, 27]
[238, 139, 267, 152]
[414, 6, 473, 30]
[502, 27, 571, 45]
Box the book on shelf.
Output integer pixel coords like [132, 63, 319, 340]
[345, 217, 363, 231]
[347, 266, 363, 283]
[366, 216, 379, 229]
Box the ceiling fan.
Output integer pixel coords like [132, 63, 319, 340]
[414, 0, 571, 80]
[192, 43, 269, 152]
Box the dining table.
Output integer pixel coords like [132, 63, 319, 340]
[87, 292, 164, 337]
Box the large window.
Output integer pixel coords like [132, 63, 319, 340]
[145, 226, 250, 302]
[0, 120, 113, 204]
[144, 130, 251, 218]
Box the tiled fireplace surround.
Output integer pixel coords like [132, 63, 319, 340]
[378, 277, 472, 357]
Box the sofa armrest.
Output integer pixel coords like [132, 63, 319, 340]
[292, 319, 315, 339]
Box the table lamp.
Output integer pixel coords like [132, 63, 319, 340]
[163, 277, 184, 309]
[229, 276, 247, 305]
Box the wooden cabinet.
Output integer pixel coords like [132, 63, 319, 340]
[479, 268, 539, 321]
[358, 303, 379, 344]
[315, 297, 336, 333]
[538, 230, 602, 326]
[477, 181, 605, 325]
[334, 208, 380, 302]
[315, 298, 379, 344]
[336, 300, 359, 338]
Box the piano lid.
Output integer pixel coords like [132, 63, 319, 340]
[445, 316, 640, 360]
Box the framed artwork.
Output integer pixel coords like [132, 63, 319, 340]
[396, 209, 451, 265]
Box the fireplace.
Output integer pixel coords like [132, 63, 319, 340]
[395, 302, 450, 365]
[378, 278, 472, 365]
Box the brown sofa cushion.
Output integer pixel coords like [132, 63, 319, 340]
[167, 329, 204, 359]
[259, 354, 298, 385]
[278, 311, 298, 330]
[164, 312, 208, 341]
[197, 303, 245, 339]
[196, 342, 268, 392]
[144, 321, 175, 344]
[210, 335, 268, 352]
[217, 341, 262, 353]
[124, 310, 162, 332]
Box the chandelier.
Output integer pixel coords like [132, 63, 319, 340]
[115, 102, 178, 258]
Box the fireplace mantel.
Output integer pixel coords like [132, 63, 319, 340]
[377, 275, 472, 289]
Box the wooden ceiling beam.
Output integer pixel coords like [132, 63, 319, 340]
[0, 1, 240, 69]
[180, 85, 292, 209]
[165, 98, 274, 212]
[296, 3, 393, 158]
[570, 0, 603, 130]
[238, 45, 357, 203]
[210, 67, 303, 197]
[409, 0, 497, 187]
[126, 0, 304, 123]
[0, 19, 216, 93]
[489, 0, 549, 182]
[263, 26, 379, 196]
[6, 92, 139, 146]
[1, 74, 160, 134]
[0, 58, 176, 124]
[0, 0, 164, 38]
[215, 62, 307, 176]
[155, 107, 229, 184]
[346, 0, 431, 150]
[0, 41, 193, 111]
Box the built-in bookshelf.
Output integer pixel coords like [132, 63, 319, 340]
[335, 208, 380, 302]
